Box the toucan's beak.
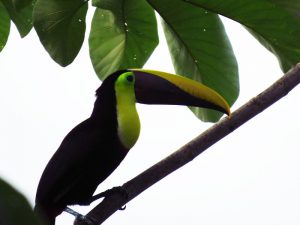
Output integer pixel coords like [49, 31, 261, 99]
[130, 69, 231, 116]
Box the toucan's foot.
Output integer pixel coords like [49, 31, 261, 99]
[89, 186, 128, 203]
[88, 186, 128, 210]
[64, 207, 96, 225]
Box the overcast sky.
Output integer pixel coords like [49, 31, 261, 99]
[1, 12, 300, 225]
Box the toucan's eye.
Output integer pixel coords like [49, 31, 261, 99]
[126, 75, 134, 82]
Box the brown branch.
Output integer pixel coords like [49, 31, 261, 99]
[75, 63, 300, 225]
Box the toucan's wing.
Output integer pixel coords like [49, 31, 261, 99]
[35, 118, 124, 207]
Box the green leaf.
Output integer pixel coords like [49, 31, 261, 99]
[90, 0, 158, 80]
[12, 0, 34, 10]
[33, 0, 88, 66]
[1, 0, 33, 37]
[0, 1, 10, 52]
[185, 0, 300, 72]
[0, 178, 43, 225]
[147, 0, 239, 122]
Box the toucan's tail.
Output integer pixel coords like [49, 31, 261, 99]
[34, 204, 56, 225]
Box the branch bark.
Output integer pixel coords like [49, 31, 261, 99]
[75, 63, 300, 225]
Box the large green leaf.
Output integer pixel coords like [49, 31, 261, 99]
[0, 1, 10, 52]
[33, 0, 88, 66]
[185, 0, 300, 72]
[147, 0, 239, 122]
[12, 0, 34, 10]
[90, 0, 158, 80]
[0, 178, 43, 225]
[1, 0, 33, 37]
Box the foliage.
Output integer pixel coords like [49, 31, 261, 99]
[148, 0, 238, 121]
[185, 0, 300, 72]
[33, 0, 88, 66]
[0, 178, 43, 225]
[0, 1, 10, 51]
[1, 0, 300, 120]
[90, 0, 158, 80]
[0, 0, 34, 37]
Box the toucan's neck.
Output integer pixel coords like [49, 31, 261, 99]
[91, 76, 141, 150]
[91, 82, 117, 127]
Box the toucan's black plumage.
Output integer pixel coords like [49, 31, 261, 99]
[34, 71, 127, 225]
[34, 69, 230, 225]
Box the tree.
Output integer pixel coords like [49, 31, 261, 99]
[1, 0, 300, 224]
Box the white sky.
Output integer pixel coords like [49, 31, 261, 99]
[1, 12, 300, 225]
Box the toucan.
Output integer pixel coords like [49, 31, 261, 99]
[34, 69, 230, 225]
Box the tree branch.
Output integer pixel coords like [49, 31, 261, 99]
[75, 63, 300, 225]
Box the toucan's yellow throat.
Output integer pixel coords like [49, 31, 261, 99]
[115, 72, 141, 149]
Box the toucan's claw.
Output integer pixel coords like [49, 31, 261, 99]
[88, 191, 107, 203]
[90, 186, 128, 211]
[89, 186, 128, 204]
[119, 205, 126, 210]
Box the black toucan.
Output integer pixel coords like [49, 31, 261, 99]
[34, 69, 230, 225]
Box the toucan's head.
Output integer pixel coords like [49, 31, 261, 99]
[94, 69, 230, 148]
[96, 69, 230, 116]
